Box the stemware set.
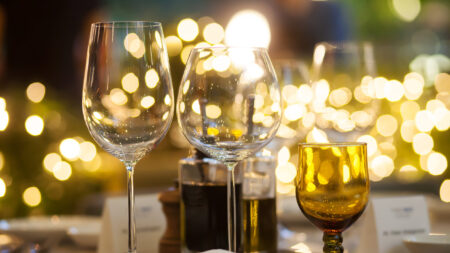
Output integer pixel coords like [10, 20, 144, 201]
[82, 21, 370, 253]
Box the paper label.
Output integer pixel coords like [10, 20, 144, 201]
[98, 194, 165, 253]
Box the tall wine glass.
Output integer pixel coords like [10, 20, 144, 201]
[176, 47, 282, 251]
[295, 143, 369, 253]
[310, 42, 379, 141]
[82, 21, 174, 253]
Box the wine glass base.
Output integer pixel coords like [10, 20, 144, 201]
[323, 232, 343, 253]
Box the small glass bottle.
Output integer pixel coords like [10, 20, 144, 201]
[241, 152, 277, 253]
[179, 149, 243, 252]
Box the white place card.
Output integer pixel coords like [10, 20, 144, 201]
[98, 194, 165, 253]
[358, 195, 430, 253]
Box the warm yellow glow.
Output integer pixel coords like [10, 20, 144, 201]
[212, 55, 231, 72]
[400, 165, 417, 172]
[357, 135, 377, 156]
[25, 115, 44, 136]
[145, 69, 159, 88]
[282, 85, 298, 104]
[182, 80, 190, 95]
[0, 152, 3, 170]
[79, 142, 97, 162]
[276, 162, 297, 183]
[285, 104, 306, 121]
[164, 95, 172, 106]
[278, 146, 290, 165]
[207, 127, 219, 136]
[26, 82, 46, 103]
[59, 138, 80, 161]
[374, 77, 388, 99]
[343, 164, 350, 183]
[329, 87, 352, 107]
[412, 133, 433, 155]
[435, 73, 450, 93]
[351, 111, 372, 128]
[177, 18, 199, 42]
[291, 242, 312, 253]
[53, 161, 72, 181]
[192, 99, 201, 114]
[415, 110, 434, 132]
[297, 85, 313, 104]
[162, 112, 169, 121]
[376, 115, 398, 137]
[43, 153, 62, 172]
[203, 23, 225, 44]
[313, 44, 326, 66]
[440, 180, 450, 203]
[404, 74, 424, 100]
[23, 187, 41, 207]
[371, 155, 394, 178]
[225, 10, 271, 48]
[181, 45, 194, 64]
[392, 0, 421, 22]
[110, 88, 128, 105]
[302, 112, 316, 128]
[384, 80, 404, 102]
[140, 96, 155, 108]
[306, 128, 329, 143]
[0, 178, 5, 197]
[165, 36, 183, 57]
[124, 33, 145, 58]
[401, 120, 418, 143]
[0, 97, 5, 111]
[400, 101, 420, 120]
[427, 152, 447, 176]
[0, 110, 8, 131]
[121, 73, 139, 93]
[313, 79, 330, 102]
[435, 109, 450, 131]
[205, 104, 221, 119]
[83, 155, 102, 172]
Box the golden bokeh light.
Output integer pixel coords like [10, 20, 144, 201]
[376, 114, 398, 137]
[371, 155, 395, 178]
[43, 153, 62, 172]
[205, 104, 221, 119]
[192, 99, 201, 114]
[400, 101, 420, 120]
[110, 88, 128, 105]
[401, 120, 418, 143]
[276, 162, 297, 183]
[384, 80, 404, 102]
[0, 152, 4, 170]
[59, 138, 80, 161]
[297, 85, 313, 104]
[374, 77, 388, 99]
[177, 18, 199, 42]
[181, 45, 194, 64]
[145, 69, 159, 88]
[203, 23, 225, 44]
[278, 146, 290, 165]
[392, 0, 421, 22]
[121, 73, 139, 93]
[403, 73, 424, 100]
[79, 142, 97, 162]
[434, 73, 450, 93]
[0, 178, 5, 197]
[25, 115, 44, 136]
[23, 186, 41, 207]
[53, 161, 72, 181]
[285, 104, 306, 121]
[412, 133, 433, 155]
[357, 135, 377, 156]
[0, 110, 8, 131]
[225, 9, 271, 48]
[329, 87, 352, 107]
[165, 36, 183, 57]
[440, 180, 450, 203]
[427, 152, 447, 176]
[0, 97, 5, 111]
[124, 33, 145, 58]
[141, 96, 155, 109]
[306, 128, 329, 143]
[26, 82, 46, 103]
[212, 55, 231, 72]
[415, 110, 434, 132]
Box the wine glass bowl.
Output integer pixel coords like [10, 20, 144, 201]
[295, 142, 369, 252]
[82, 21, 174, 253]
[177, 47, 281, 163]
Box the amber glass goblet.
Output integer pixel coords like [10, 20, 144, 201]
[295, 143, 369, 253]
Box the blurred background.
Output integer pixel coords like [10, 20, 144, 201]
[0, 0, 448, 217]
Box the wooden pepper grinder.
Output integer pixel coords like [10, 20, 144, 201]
[158, 183, 180, 253]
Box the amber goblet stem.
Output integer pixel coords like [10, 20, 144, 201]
[323, 232, 343, 253]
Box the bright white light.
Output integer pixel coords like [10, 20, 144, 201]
[177, 19, 199, 42]
[79, 142, 97, 162]
[203, 23, 225, 44]
[59, 138, 80, 161]
[225, 10, 271, 48]
[25, 115, 44, 136]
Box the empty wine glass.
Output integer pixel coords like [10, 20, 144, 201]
[82, 21, 174, 253]
[176, 46, 282, 252]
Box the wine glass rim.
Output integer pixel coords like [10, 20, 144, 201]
[315, 41, 373, 49]
[299, 142, 367, 147]
[191, 46, 268, 51]
[92, 21, 162, 28]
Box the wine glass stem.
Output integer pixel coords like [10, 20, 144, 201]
[125, 163, 137, 253]
[225, 162, 238, 252]
[323, 232, 343, 253]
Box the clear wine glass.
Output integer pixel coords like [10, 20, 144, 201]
[82, 21, 174, 253]
[176, 46, 282, 251]
[309, 41, 379, 141]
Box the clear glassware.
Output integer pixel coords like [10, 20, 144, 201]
[176, 46, 282, 252]
[309, 42, 379, 141]
[82, 21, 174, 253]
[295, 143, 370, 253]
